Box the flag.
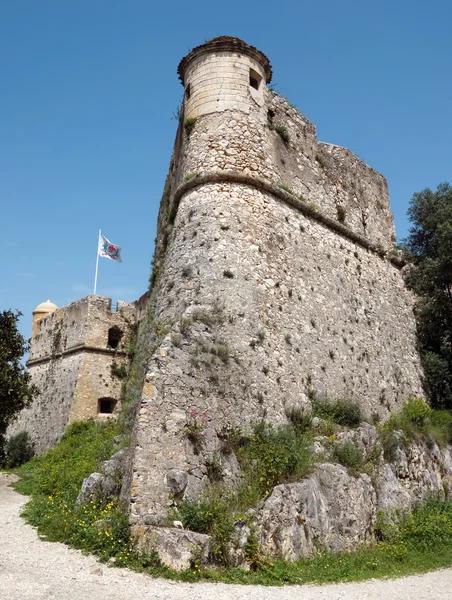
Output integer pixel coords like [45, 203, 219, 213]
[98, 233, 122, 262]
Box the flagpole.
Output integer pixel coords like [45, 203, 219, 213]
[93, 229, 101, 295]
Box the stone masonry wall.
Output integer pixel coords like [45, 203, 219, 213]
[180, 94, 394, 250]
[127, 176, 423, 527]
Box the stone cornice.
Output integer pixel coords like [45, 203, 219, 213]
[27, 345, 128, 367]
[178, 36, 272, 85]
[171, 171, 405, 268]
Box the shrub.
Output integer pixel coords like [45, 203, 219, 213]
[402, 396, 433, 425]
[184, 410, 206, 453]
[427, 410, 452, 446]
[5, 431, 34, 467]
[312, 396, 362, 427]
[331, 441, 365, 474]
[379, 397, 452, 455]
[235, 423, 313, 498]
[110, 361, 127, 379]
[285, 407, 312, 433]
[178, 492, 235, 564]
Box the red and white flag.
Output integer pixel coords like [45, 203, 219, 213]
[98, 233, 122, 262]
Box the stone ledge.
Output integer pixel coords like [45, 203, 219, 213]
[171, 171, 405, 268]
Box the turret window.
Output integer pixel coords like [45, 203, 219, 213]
[249, 69, 262, 91]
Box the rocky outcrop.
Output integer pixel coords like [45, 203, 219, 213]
[253, 427, 452, 562]
[257, 463, 376, 560]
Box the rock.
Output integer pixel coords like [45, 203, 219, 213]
[132, 525, 211, 571]
[76, 449, 129, 505]
[376, 463, 412, 513]
[166, 469, 188, 494]
[257, 463, 376, 561]
[76, 473, 106, 504]
[101, 449, 128, 478]
[229, 521, 251, 567]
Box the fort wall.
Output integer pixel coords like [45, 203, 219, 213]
[125, 38, 424, 528]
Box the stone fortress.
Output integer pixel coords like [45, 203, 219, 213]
[12, 36, 441, 567]
[8, 293, 148, 453]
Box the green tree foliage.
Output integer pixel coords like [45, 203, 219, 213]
[0, 310, 37, 460]
[404, 182, 452, 408]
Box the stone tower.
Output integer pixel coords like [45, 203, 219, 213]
[8, 295, 139, 453]
[125, 37, 424, 543]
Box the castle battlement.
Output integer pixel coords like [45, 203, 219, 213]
[29, 295, 135, 364]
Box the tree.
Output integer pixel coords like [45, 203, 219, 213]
[403, 182, 452, 409]
[0, 310, 37, 460]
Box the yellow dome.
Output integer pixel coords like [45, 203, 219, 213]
[33, 300, 58, 314]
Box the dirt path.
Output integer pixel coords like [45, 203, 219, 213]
[1, 473, 451, 600]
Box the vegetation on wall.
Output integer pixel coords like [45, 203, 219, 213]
[403, 183, 452, 409]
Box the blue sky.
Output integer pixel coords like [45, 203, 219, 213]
[1, 0, 451, 340]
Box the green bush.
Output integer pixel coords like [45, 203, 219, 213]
[331, 441, 365, 474]
[285, 406, 313, 433]
[236, 423, 314, 498]
[427, 410, 452, 445]
[111, 361, 128, 379]
[378, 397, 452, 458]
[312, 397, 362, 427]
[402, 396, 433, 424]
[178, 492, 235, 564]
[5, 431, 34, 467]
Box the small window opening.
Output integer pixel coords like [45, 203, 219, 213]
[98, 398, 116, 414]
[107, 326, 123, 349]
[249, 69, 262, 91]
[185, 84, 191, 99]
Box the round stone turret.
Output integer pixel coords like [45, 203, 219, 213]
[178, 36, 272, 119]
[32, 300, 58, 338]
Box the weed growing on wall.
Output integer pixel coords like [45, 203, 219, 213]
[184, 117, 197, 137]
[110, 361, 127, 379]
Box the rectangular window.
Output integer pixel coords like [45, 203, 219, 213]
[249, 69, 262, 91]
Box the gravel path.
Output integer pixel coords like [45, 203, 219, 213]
[1, 473, 452, 600]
